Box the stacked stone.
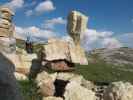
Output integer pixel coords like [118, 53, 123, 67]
[0, 7, 16, 53]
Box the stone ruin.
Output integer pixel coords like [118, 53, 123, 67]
[41, 11, 88, 71]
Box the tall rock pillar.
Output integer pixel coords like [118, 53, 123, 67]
[0, 7, 15, 53]
[67, 11, 88, 45]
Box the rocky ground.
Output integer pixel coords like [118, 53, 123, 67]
[17, 70, 133, 100]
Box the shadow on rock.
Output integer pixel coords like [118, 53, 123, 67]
[0, 53, 23, 100]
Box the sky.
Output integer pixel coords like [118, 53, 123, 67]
[0, 0, 133, 50]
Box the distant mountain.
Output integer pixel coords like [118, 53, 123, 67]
[87, 47, 133, 66]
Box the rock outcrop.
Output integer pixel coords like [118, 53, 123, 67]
[0, 52, 22, 100]
[103, 81, 133, 100]
[67, 11, 88, 45]
[41, 38, 88, 71]
[0, 7, 14, 37]
[0, 7, 22, 100]
[43, 96, 63, 100]
[35, 71, 56, 97]
[0, 7, 15, 53]
[64, 81, 96, 100]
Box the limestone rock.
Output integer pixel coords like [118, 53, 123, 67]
[103, 81, 133, 100]
[41, 38, 71, 61]
[35, 71, 55, 97]
[0, 7, 14, 20]
[69, 45, 88, 64]
[0, 37, 16, 53]
[0, 52, 22, 100]
[43, 96, 63, 100]
[64, 81, 96, 100]
[41, 38, 88, 66]
[57, 72, 91, 86]
[0, 7, 14, 37]
[14, 72, 28, 81]
[67, 11, 88, 45]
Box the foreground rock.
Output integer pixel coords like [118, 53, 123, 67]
[35, 71, 56, 97]
[14, 72, 28, 81]
[103, 81, 133, 100]
[0, 52, 23, 100]
[64, 81, 96, 100]
[43, 96, 63, 100]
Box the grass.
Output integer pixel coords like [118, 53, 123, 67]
[75, 61, 133, 83]
[18, 80, 42, 100]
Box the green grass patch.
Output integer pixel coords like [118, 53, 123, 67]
[18, 80, 42, 100]
[75, 61, 133, 83]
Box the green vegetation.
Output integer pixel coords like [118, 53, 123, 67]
[75, 61, 133, 83]
[18, 80, 42, 100]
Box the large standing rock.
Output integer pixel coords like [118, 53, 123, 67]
[0, 52, 23, 100]
[103, 81, 133, 100]
[35, 71, 56, 97]
[0, 7, 14, 37]
[67, 11, 88, 45]
[64, 81, 96, 100]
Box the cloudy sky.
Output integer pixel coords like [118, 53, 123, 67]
[0, 0, 133, 50]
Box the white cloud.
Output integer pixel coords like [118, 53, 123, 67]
[102, 38, 122, 49]
[81, 29, 122, 50]
[15, 26, 56, 42]
[25, 10, 33, 16]
[43, 17, 66, 29]
[4, 0, 24, 13]
[35, 0, 55, 14]
[116, 33, 133, 48]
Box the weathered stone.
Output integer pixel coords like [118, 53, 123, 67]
[69, 45, 88, 64]
[41, 38, 71, 61]
[67, 11, 88, 45]
[35, 71, 55, 97]
[0, 37, 16, 53]
[14, 72, 28, 81]
[57, 72, 86, 85]
[0, 18, 11, 29]
[43, 96, 63, 100]
[0, 52, 22, 100]
[103, 81, 133, 100]
[0, 7, 14, 37]
[41, 38, 88, 66]
[0, 7, 14, 20]
[64, 81, 96, 100]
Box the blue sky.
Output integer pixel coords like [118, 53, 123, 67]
[0, 0, 133, 50]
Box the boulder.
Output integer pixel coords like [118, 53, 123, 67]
[41, 38, 71, 61]
[57, 72, 94, 89]
[0, 52, 22, 100]
[35, 71, 55, 97]
[14, 72, 28, 81]
[41, 38, 88, 66]
[64, 81, 96, 100]
[43, 96, 63, 100]
[103, 81, 133, 100]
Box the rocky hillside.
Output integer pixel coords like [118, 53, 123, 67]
[88, 47, 133, 66]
